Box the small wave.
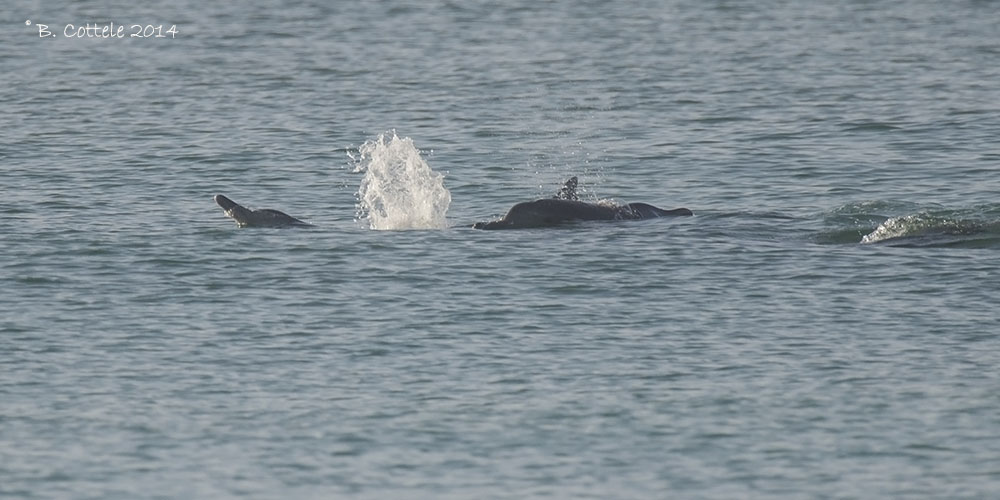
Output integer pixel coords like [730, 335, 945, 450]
[817, 202, 1000, 247]
[861, 213, 984, 245]
[353, 132, 451, 230]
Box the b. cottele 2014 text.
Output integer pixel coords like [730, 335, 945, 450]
[35, 22, 178, 39]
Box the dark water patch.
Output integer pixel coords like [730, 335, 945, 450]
[10, 275, 69, 286]
[947, 107, 998, 117]
[872, 233, 1000, 249]
[689, 115, 755, 124]
[840, 121, 903, 133]
[0, 322, 34, 334]
[813, 228, 869, 245]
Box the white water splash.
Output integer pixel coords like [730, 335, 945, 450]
[354, 132, 451, 230]
[861, 213, 980, 244]
[862, 215, 922, 244]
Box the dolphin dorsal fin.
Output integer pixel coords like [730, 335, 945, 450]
[554, 176, 579, 201]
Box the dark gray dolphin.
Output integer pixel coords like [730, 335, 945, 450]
[214, 194, 309, 228]
[473, 177, 692, 230]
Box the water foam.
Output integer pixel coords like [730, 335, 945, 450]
[354, 132, 451, 230]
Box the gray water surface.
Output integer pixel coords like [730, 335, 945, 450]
[3, 1, 1000, 498]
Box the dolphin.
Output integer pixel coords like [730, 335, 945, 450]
[214, 194, 309, 228]
[473, 177, 692, 230]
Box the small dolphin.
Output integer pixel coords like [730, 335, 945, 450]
[214, 194, 309, 228]
[473, 177, 692, 230]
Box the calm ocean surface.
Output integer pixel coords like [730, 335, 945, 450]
[3, 0, 1000, 498]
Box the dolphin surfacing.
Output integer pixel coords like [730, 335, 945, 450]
[214, 194, 309, 228]
[473, 177, 692, 230]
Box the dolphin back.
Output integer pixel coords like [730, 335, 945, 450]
[254, 209, 309, 226]
[626, 202, 693, 218]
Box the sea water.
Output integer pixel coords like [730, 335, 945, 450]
[2, 0, 1000, 498]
